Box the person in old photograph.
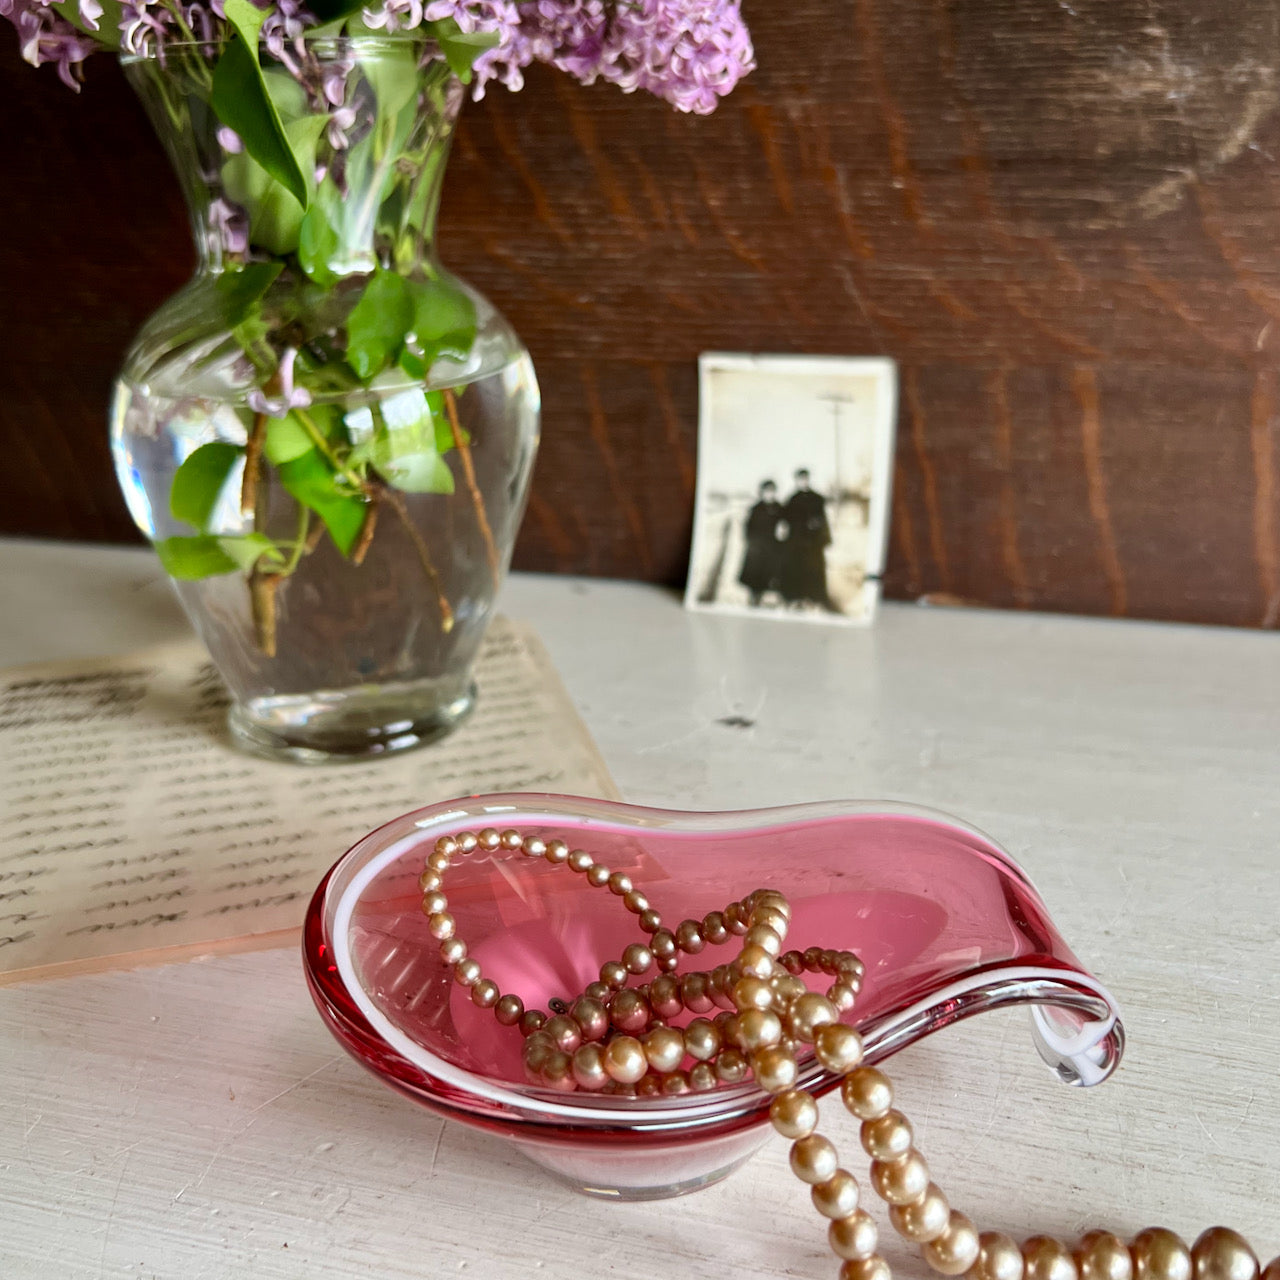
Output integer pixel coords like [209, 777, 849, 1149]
[780, 469, 835, 611]
[739, 479, 784, 606]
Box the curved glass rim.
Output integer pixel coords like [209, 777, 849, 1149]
[119, 33, 446, 66]
[305, 794, 1125, 1138]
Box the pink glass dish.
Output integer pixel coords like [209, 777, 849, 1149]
[302, 795, 1124, 1199]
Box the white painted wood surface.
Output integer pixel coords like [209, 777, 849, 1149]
[1, 538, 1278, 1280]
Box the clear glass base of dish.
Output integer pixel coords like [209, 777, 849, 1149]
[512, 1131, 771, 1200]
[228, 680, 476, 764]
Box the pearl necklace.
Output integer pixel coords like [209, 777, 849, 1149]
[420, 828, 1277, 1280]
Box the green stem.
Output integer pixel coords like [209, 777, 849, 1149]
[292, 408, 365, 489]
[279, 504, 311, 575]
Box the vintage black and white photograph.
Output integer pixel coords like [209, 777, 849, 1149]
[685, 354, 897, 625]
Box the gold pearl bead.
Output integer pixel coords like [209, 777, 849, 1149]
[1077, 1235, 1133, 1280]
[662, 1069, 691, 1095]
[643, 1025, 685, 1073]
[603, 1035, 647, 1084]
[500, 829, 523, 851]
[586, 864, 610, 887]
[427, 911, 455, 940]
[471, 978, 499, 1008]
[419, 869, 443, 892]
[569, 996, 608, 1041]
[841, 1066, 893, 1120]
[599, 960, 628, 989]
[683, 1017, 722, 1061]
[1132, 1231, 1193, 1280]
[790, 991, 838, 1042]
[607, 871, 632, 895]
[477, 828, 501, 851]
[1192, 1231, 1260, 1280]
[702, 911, 729, 944]
[681, 971, 715, 1012]
[454, 831, 478, 853]
[733, 976, 774, 1011]
[840, 1259, 891, 1280]
[420, 891, 448, 915]
[812, 1169, 860, 1220]
[567, 848, 592, 872]
[751, 1045, 798, 1093]
[621, 942, 653, 975]
[674, 919, 705, 953]
[648, 974, 682, 1018]
[829, 1210, 879, 1261]
[608, 988, 650, 1033]
[715, 1048, 748, 1083]
[540, 1048, 575, 1090]
[744, 924, 783, 956]
[754, 907, 791, 938]
[739, 943, 775, 979]
[434, 835, 459, 858]
[770, 1088, 818, 1139]
[518, 1009, 546, 1035]
[543, 1014, 581, 1053]
[815, 1023, 863, 1072]
[1261, 1262, 1280, 1280]
[494, 994, 524, 1026]
[829, 1208, 880, 1259]
[738, 1008, 783, 1051]
[453, 958, 481, 987]
[522, 836, 546, 858]
[870, 1150, 930, 1206]
[571, 1043, 609, 1090]
[888, 1182, 950, 1243]
[1023, 1235, 1079, 1280]
[922, 1211, 981, 1276]
[624, 890, 649, 914]
[439, 937, 467, 966]
[689, 1061, 717, 1091]
[860, 1109, 913, 1160]
[973, 1233, 1027, 1280]
[426, 849, 451, 872]
[789, 1133, 839, 1184]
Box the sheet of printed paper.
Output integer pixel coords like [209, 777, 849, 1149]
[0, 618, 617, 984]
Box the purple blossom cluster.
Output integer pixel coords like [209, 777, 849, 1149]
[3, 0, 753, 112]
[0, 0, 99, 88]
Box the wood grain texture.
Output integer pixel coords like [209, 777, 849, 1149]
[6, 0, 1280, 625]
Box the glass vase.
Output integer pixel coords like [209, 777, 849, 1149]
[110, 36, 539, 763]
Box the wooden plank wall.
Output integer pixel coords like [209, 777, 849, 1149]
[5, 0, 1280, 627]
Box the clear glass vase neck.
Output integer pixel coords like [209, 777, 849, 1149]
[122, 38, 463, 278]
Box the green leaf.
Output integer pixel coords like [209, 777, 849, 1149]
[221, 112, 327, 255]
[217, 533, 287, 573]
[355, 389, 456, 495]
[429, 393, 471, 453]
[298, 180, 342, 286]
[215, 262, 283, 323]
[346, 270, 413, 381]
[211, 2, 309, 210]
[429, 17, 501, 82]
[53, 0, 123, 49]
[264, 417, 315, 465]
[406, 277, 476, 364]
[277, 451, 367, 556]
[154, 536, 240, 580]
[170, 442, 243, 531]
[362, 41, 421, 118]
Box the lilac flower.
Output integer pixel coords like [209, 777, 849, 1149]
[208, 196, 249, 256]
[361, 0, 421, 31]
[248, 348, 312, 418]
[0, 0, 95, 87]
